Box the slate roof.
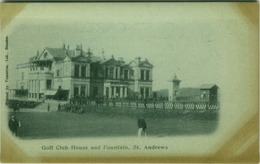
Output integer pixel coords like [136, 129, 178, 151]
[100, 58, 124, 66]
[200, 84, 218, 90]
[35, 47, 102, 63]
[128, 59, 153, 68]
[139, 60, 153, 67]
[178, 88, 201, 97]
[29, 56, 37, 62]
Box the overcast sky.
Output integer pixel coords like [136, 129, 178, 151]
[5, 3, 256, 91]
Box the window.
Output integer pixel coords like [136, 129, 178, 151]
[146, 70, 150, 80]
[115, 68, 118, 79]
[116, 87, 120, 97]
[46, 80, 52, 89]
[145, 88, 150, 98]
[106, 87, 109, 98]
[140, 88, 144, 98]
[94, 67, 98, 78]
[40, 66, 44, 70]
[74, 65, 79, 77]
[124, 70, 129, 80]
[81, 85, 86, 97]
[141, 70, 145, 80]
[56, 70, 60, 77]
[105, 67, 109, 78]
[93, 87, 98, 97]
[74, 86, 79, 97]
[111, 87, 114, 96]
[81, 65, 86, 77]
[109, 67, 114, 79]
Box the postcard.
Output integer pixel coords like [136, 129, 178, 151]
[1, 2, 258, 163]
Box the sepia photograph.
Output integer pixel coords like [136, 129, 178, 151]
[1, 2, 258, 163]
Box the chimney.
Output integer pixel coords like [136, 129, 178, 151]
[87, 48, 92, 58]
[75, 45, 82, 56]
[62, 43, 66, 49]
[76, 45, 80, 50]
[67, 44, 70, 50]
[80, 43, 83, 50]
[135, 57, 141, 64]
[101, 48, 105, 60]
[118, 57, 124, 61]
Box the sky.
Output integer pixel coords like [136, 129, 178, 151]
[4, 3, 256, 91]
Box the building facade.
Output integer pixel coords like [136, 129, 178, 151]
[15, 44, 153, 100]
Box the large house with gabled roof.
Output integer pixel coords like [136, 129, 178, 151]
[15, 44, 153, 100]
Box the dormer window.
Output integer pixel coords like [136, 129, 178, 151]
[44, 53, 48, 59]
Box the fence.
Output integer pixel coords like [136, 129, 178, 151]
[69, 98, 220, 111]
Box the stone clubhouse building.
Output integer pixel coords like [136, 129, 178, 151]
[15, 44, 153, 100]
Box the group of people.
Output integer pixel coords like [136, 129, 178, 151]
[13, 104, 20, 112]
[58, 104, 84, 114]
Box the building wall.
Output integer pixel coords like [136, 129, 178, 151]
[90, 79, 103, 97]
[16, 66, 30, 90]
[16, 53, 153, 100]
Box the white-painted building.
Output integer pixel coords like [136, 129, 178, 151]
[15, 44, 153, 100]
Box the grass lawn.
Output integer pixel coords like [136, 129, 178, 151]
[8, 110, 218, 139]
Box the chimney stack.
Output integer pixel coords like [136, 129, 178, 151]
[76, 45, 80, 50]
[75, 45, 82, 56]
[135, 57, 141, 64]
[80, 43, 83, 50]
[87, 48, 92, 58]
[118, 57, 124, 61]
[101, 48, 105, 60]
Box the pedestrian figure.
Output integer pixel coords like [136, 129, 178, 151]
[47, 103, 50, 112]
[14, 104, 20, 112]
[137, 118, 147, 137]
[17, 104, 20, 112]
[8, 115, 21, 136]
[143, 98, 147, 109]
[112, 96, 116, 106]
[58, 103, 61, 111]
[78, 107, 83, 114]
[13, 104, 17, 112]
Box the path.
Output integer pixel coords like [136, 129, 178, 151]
[11, 100, 68, 113]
